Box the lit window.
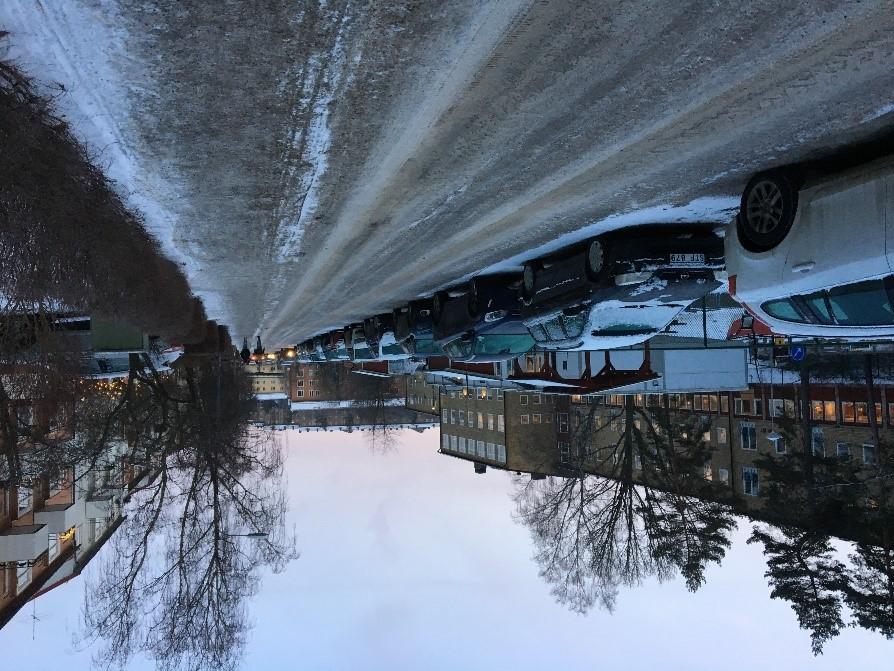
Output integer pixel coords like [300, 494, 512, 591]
[488, 413, 495, 430]
[520, 415, 530, 425]
[533, 414, 541, 424]
[498, 415, 505, 432]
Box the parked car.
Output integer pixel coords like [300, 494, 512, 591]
[346, 321, 410, 361]
[726, 155, 894, 338]
[432, 274, 522, 340]
[440, 320, 536, 363]
[322, 330, 350, 360]
[520, 225, 724, 349]
[393, 299, 434, 343]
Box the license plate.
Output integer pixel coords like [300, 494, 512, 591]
[670, 253, 705, 264]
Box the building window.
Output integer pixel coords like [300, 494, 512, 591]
[836, 442, 851, 459]
[441, 434, 448, 449]
[487, 388, 494, 400]
[533, 394, 541, 405]
[488, 413, 495, 430]
[704, 461, 713, 480]
[558, 413, 569, 432]
[702, 429, 711, 443]
[533, 414, 541, 424]
[717, 426, 728, 444]
[450, 409, 456, 424]
[520, 395, 529, 406]
[743, 467, 760, 496]
[558, 441, 570, 462]
[496, 444, 506, 463]
[486, 443, 496, 460]
[16, 565, 31, 590]
[520, 414, 530, 425]
[478, 412, 485, 428]
[740, 422, 756, 450]
[441, 409, 447, 423]
[545, 414, 551, 423]
[498, 414, 505, 432]
[863, 444, 877, 466]
[477, 440, 486, 458]
[718, 468, 729, 484]
[812, 427, 825, 457]
[770, 434, 786, 454]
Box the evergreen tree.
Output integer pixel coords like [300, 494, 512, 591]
[748, 525, 847, 655]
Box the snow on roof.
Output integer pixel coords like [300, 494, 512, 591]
[255, 392, 289, 401]
[289, 398, 405, 411]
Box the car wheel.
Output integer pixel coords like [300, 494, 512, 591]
[522, 263, 538, 302]
[585, 237, 608, 280]
[739, 170, 798, 251]
[432, 291, 449, 324]
[467, 279, 481, 318]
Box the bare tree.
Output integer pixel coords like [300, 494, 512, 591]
[82, 355, 298, 671]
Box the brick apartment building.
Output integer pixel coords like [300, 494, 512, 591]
[433, 376, 889, 527]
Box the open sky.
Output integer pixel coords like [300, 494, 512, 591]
[2, 427, 891, 670]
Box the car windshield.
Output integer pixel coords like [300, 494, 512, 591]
[473, 334, 535, 355]
[381, 343, 405, 355]
[528, 312, 586, 343]
[413, 338, 441, 355]
[352, 346, 374, 360]
[444, 339, 472, 358]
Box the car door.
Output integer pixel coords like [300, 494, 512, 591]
[784, 164, 891, 294]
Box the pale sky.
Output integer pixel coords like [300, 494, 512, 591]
[2, 427, 891, 669]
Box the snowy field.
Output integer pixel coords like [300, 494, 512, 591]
[2, 1, 894, 346]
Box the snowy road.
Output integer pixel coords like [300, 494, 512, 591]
[3, 1, 894, 345]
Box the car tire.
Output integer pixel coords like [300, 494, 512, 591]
[584, 237, 608, 281]
[467, 279, 481, 318]
[738, 170, 798, 251]
[432, 291, 449, 324]
[522, 262, 539, 303]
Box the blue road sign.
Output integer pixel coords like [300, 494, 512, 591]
[790, 345, 806, 362]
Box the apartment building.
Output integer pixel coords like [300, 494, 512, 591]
[405, 372, 442, 416]
[565, 382, 890, 509]
[439, 384, 569, 476]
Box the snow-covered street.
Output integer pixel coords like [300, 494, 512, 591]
[3, 1, 894, 345]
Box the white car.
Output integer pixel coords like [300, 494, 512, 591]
[726, 155, 894, 339]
